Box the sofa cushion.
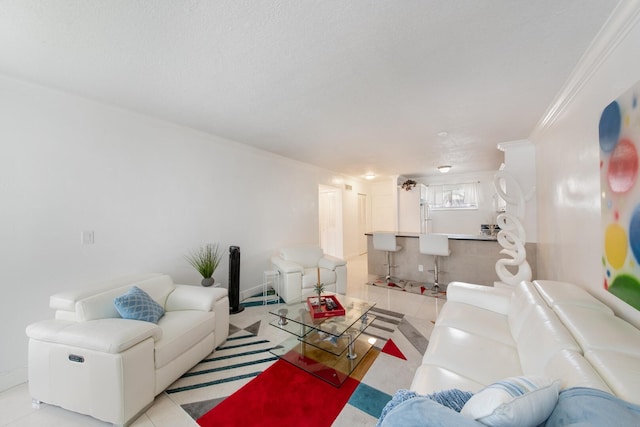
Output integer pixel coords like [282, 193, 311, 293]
[435, 302, 513, 346]
[543, 349, 611, 393]
[50, 273, 164, 313]
[508, 281, 546, 339]
[279, 247, 323, 268]
[533, 280, 614, 315]
[460, 376, 560, 427]
[410, 365, 485, 395]
[25, 318, 162, 353]
[423, 326, 522, 386]
[114, 286, 165, 324]
[154, 311, 216, 369]
[585, 349, 640, 405]
[75, 275, 175, 321]
[553, 304, 640, 355]
[165, 284, 228, 312]
[514, 304, 581, 376]
[132, 275, 176, 308]
[447, 282, 512, 315]
[301, 267, 336, 289]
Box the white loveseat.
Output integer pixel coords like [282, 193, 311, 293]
[271, 246, 347, 303]
[411, 280, 640, 405]
[25, 273, 230, 426]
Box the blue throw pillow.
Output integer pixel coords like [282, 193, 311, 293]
[114, 286, 165, 323]
[377, 389, 474, 427]
[378, 397, 485, 427]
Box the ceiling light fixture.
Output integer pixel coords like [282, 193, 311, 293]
[364, 173, 376, 180]
[437, 165, 452, 174]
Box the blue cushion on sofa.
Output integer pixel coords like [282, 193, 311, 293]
[378, 397, 485, 427]
[114, 286, 165, 323]
[546, 387, 640, 426]
[377, 389, 474, 427]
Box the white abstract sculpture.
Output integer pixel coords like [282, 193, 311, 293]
[493, 170, 534, 286]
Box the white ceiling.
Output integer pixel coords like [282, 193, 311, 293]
[0, 1, 621, 179]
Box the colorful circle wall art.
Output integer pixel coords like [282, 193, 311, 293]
[600, 84, 640, 311]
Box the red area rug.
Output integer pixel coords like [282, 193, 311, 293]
[197, 359, 359, 427]
[381, 338, 407, 360]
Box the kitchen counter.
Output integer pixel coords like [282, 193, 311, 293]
[365, 232, 497, 241]
[366, 232, 535, 286]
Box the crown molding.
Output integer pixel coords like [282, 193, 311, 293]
[532, 0, 640, 135]
[497, 139, 532, 152]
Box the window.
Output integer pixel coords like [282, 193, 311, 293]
[427, 182, 479, 210]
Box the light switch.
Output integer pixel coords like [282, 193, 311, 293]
[81, 231, 95, 245]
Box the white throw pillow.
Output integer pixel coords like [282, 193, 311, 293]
[460, 376, 560, 427]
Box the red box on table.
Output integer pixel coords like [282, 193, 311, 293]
[306, 295, 346, 319]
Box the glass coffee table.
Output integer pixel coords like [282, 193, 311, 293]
[268, 294, 377, 387]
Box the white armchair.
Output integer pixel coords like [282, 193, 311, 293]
[271, 246, 347, 304]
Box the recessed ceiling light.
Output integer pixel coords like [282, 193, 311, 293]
[364, 173, 376, 180]
[437, 165, 452, 173]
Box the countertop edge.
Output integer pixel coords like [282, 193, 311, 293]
[365, 232, 498, 241]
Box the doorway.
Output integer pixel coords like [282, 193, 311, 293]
[357, 193, 367, 255]
[318, 185, 343, 259]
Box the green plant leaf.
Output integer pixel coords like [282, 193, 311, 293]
[185, 243, 223, 278]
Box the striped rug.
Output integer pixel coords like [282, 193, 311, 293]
[165, 294, 429, 425]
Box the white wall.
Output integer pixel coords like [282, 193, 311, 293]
[532, 1, 640, 328]
[370, 178, 398, 231]
[0, 75, 365, 391]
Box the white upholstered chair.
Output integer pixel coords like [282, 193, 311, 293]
[373, 232, 402, 282]
[271, 246, 346, 304]
[419, 233, 450, 292]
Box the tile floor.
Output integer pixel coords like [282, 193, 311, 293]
[0, 254, 442, 427]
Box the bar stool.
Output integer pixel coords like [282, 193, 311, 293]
[373, 232, 402, 282]
[419, 233, 450, 292]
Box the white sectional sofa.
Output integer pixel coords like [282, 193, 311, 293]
[25, 273, 230, 426]
[410, 280, 640, 406]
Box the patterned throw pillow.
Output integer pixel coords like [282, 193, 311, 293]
[460, 376, 560, 427]
[114, 286, 165, 324]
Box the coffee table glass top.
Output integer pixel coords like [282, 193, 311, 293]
[268, 294, 376, 339]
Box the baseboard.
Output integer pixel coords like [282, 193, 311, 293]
[0, 367, 27, 393]
[240, 284, 266, 301]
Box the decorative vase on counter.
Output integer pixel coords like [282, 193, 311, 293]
[201, 277, 215, 287]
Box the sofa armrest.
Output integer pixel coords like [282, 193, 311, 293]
[271, 256, 304, 274]
[318, 255, 346, 270]
[446, 281, 513, 315]
[165, 284, 228, 312]
[26, 318, 161, 353]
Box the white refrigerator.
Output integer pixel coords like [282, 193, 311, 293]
[398, 183, 431, 233]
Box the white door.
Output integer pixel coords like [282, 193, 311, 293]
[358, 193, 367, 254]
[319, 185, 343, 258]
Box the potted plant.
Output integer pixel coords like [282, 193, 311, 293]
[185, 243, 223, 287]
[313, 267, 325, 306]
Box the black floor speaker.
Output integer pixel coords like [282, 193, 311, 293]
[228, 245, 244, 314]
